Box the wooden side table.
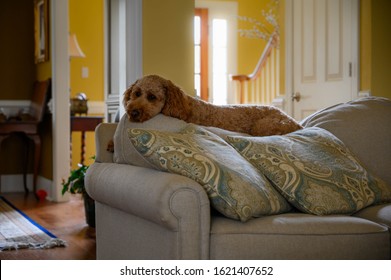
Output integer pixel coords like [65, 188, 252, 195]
[71, 116, 103, 165]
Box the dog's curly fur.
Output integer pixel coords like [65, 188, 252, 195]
[123, 75, 302, 136]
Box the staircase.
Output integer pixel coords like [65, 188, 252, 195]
[230, 33, 280, 105]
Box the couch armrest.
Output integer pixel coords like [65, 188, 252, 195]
[94, 123, 117, 163]
[85, 162, 211, 232]
[86, 162, 211, 259]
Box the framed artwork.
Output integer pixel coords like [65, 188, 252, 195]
[34, 0, 49, 63]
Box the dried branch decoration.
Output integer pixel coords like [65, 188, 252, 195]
[238, 0, 280, 46]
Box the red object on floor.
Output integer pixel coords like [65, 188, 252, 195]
[36, 189, 47, 201]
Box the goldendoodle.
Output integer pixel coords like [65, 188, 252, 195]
[123, 74, 302, 136]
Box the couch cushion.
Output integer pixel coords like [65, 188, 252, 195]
[209, 213, 390, 259]
[113, 114, 188, 168]
[227, 127, 391, 215]
[128, 124, 291, 222]
[300, 97, 391, 187]
[354, 203, 391, 229]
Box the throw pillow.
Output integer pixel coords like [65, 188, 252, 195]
[113, 114, 250, 168]
[113, 114, 188, 168]
[227, 127, 391, 215]
[300, 97, 391, 187]
[128, 125, 291, 222]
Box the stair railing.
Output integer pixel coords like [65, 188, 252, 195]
[230, 33, 279, 104]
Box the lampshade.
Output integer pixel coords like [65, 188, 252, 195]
[69, 33, 86, 58]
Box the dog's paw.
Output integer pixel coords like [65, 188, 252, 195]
[106, 139, 114, 153]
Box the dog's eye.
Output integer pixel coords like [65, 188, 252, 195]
[134, 91, 141, 98]
[147, 94, 157, 101]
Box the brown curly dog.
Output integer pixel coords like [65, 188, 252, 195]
[123, 75, 302, 136]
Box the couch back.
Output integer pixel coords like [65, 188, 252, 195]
[301, 97, 391, 187]
[95, 97, 391, 187]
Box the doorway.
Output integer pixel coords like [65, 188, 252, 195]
[195, 0, 238, 105]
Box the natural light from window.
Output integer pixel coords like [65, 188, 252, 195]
[212, 19, 227, 105]
[194, 15, 201, 99]
[194, 17, 228, 104]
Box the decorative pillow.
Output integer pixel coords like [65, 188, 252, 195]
[113, 114, 188, 168]
[300, 97, 391, 187]
[227, 127, 391, 215]
[113, 114, 249, 169]
[128, 125, 291, 222]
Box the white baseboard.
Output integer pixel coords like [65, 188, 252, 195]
[1, 174, 53, 199]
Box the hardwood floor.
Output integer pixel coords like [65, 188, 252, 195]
[0, 192, 96, 260]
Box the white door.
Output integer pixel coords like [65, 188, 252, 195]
[288, 0, 359, 120]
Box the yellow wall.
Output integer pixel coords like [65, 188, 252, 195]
[0, 0, 35, 99]
[237, 0, 271, 75]
[68, 0, 196, 169]
[371, 0, 391, 99]
[143, 0, 195, 95]
[359, 0, 391, 99]
[360, 0, 371, 93]
[36, 61, 51, 82]
[69, 0, 105, 169]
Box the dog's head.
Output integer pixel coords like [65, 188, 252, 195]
[123, 74, 190, 122]
[123, 75, 169, 122]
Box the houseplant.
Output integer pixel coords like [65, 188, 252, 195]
[62, 162, 95, 227]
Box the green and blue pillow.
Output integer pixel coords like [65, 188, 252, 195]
[226, 127, 391, 215]
[128, 125, 291, 222]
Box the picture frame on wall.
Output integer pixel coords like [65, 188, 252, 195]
[34, 0, 49, 64]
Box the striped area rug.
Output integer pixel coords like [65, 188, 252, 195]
[0, 196, 66, 251]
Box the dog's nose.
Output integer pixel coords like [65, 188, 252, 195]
[131, 109, 141, 119]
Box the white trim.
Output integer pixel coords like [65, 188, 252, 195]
[0, 100, 31, 108]
[0, 175, 52, 199]
[106, 0, 127, 119]
[272, 96, 285, 110]
[125, 0, 143, 117]
[284, 0, 294, 116]
[351, 0, 360, 99]
[104, 0, 109, 121]
[51, 0, 70, 202]
[105, 0, 143, 119]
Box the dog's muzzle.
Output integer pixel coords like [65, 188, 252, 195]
[129, 109, 142, 121]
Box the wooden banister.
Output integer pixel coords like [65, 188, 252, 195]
[230, 33, 279, 104]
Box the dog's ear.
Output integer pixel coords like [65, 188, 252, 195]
[161, 79, 190, 120]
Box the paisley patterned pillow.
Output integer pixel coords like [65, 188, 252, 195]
[128, 125, 291, 222]
[227, 127, 391, 215]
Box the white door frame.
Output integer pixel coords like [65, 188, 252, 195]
[284, 0, 359, 117]
[51, 0, 71, 202]
[105, 0, 143, 120]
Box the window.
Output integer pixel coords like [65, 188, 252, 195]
[212, 19, 228, 105]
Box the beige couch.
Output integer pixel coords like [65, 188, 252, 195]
[85, 97, 391, 259]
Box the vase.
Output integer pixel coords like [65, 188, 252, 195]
[83, 193, 95, 228]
